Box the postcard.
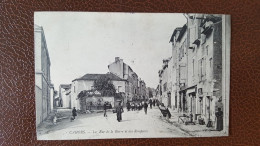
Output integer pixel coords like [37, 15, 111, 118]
[34, 12, 230, 140]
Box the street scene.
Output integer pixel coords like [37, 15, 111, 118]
[34, 12, 230, 140]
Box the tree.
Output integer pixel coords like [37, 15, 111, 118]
[93, 75, 116, 96]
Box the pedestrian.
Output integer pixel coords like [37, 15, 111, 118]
[143, 102, 148, 114]
[103, 102, 107, 117]
[215, 108, 223, 131]
[72, 107, 77, 120]
[149, 99, 153, 109]
[126, 101, 131, 111]
[116, 102, 124, 122]
[131, 103, 135, 111]
[156, 99, 159, 106]
[153, 99, 155, 106]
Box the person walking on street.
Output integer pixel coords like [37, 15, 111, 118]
[103, 102, 107, 117]
[153, 99, 155, 106]
[72, 107, 77, 120]
[215, 108, 223, 131]
[149, 99, 153, 109]
[144, 102, 148, 114]
[116, 102, 124, 122]
[126, 101, 131, 111]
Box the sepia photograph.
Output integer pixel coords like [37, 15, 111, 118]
[34, 12, 230, 140]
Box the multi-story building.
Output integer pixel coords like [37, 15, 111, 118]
[169, 27, 182, 110]
[158, 57, 173, 107]
[166, 14, 230, 131]
[138, 79, 147, 100]
[188, 14, 223, 126]
[108, 57, 145, 102]
[175, 24, 188, 113]
[34, 25, 54, 127]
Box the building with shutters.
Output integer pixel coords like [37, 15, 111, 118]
[166, 14, 230, 132]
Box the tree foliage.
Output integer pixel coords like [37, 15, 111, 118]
[93, 75, 116, 96]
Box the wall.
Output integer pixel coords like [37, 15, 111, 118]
[111, 80, 126, 93]
[86, 96, 114, 107]
[35, 85, 42, 126]
[71, 80, 94, 110]
[34, 26, 51, 127]
[60, 87, 71, 108]
[34, 31, 42, 88]
[108, 59, 124, 78]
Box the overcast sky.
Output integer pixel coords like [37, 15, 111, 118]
[34, 12, 186, 90]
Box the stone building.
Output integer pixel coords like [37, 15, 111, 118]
[169, 27, 182, 110]
[166, 14, 230, 131]
[108, 57, 145, 102]
[34, 25, 54, 127]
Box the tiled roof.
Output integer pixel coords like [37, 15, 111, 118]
[60, 84, 71, 89]
[73, 73, 126, 82]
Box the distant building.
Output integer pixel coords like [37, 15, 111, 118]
[34, 25, 54, 127]
[108, 57, 145, 102]
[70, 73, 126, 110]
[158, 57, 173, 108]
[139, 79, 147, 100]
[59, 84, 71, 108]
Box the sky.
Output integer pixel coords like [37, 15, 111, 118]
[34, 12, 186, 90]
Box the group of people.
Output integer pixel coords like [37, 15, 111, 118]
[126, 99, 159, 111]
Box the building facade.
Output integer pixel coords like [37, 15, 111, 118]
[160, 14, 230, 131]
[70, 73, 127, 110]
[158, 57, 173, 107]
[108, 57, 146, 102]
[59, 84, 71, 109]
[34, 25, 53, 127]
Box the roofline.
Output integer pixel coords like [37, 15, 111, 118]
[169, 27, 182, 43]
[176, 24, 187, 42]
[34, 24, 51, 66]
[72, 74, 127, 82]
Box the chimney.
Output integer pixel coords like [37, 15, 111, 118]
[115, 57, 120, 62]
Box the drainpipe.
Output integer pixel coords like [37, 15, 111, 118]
[183, 13, 189, 114]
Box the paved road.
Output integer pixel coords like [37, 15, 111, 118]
[38, 107, 190, 140]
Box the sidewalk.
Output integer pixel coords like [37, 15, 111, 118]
[159, 109, 228, 137]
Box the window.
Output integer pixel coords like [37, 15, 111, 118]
[163, 83, 167, 92]
[202, 58, 206, 80]
[209, 58, 213, 78]
[118, 86, 122, 93]
[206, 45, 209, 56]
[199, 59, 202, 81]
[199, 58, 206, 81]
[201, 34, 206, 44]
